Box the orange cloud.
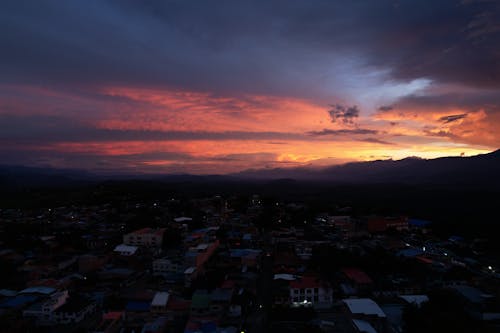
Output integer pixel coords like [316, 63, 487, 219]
[99, 86, 328, 133]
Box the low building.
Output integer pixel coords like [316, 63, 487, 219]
[152, 258, 183, 276]
[289, 276, 333, 307]
[52, 295, 96, 324]
[22, 290, 69, 325]
[123, 228, 166, 248]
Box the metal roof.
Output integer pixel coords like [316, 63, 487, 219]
[151, 292, 170, 307]
[343, 298, 386, 317]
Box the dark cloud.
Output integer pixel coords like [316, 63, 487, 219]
[378, 105, 394, 112]
[0, 114, 310, 143]
[393, 90, 500, 112]
[359, 138, 395, 145]
[1, 0, 498, 99]
[422, 127, 460, 139]
[327, 104, 360, 125]
[307, 128, 378, 136]
[439, 113, 468, 123]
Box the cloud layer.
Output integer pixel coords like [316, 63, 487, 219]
[0, 0, 498, 173]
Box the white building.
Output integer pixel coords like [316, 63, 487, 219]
[23, 290, 69, 325]
[153, 258, 183, 276]
[289, 276, 333, 307]
[123, 228, 166, 248]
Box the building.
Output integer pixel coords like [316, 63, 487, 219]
[123, 228, 166, 248]
[22, 290, 69, 325]
[184, 241, 219, 270]
[289, 276, 333, 307]
[343, 298, 388, 333]
[152, 258, 183, 277]
[342, 268, 373, 294]
[51, 296, 96, 324]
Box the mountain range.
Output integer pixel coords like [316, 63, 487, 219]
[1, 150, 499, 189]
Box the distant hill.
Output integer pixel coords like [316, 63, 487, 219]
[235, 150, 500, 187]
[1, 150, 499, 189]
[0, 165, 97, 189]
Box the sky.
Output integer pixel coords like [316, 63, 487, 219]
[1, 0, 499, 174]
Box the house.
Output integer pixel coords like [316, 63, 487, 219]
[22, 290, 69, 325]
[123, 228, 166, 248]
[51, 295, 96, 324]
[153, 257, 184, 277]
[184, 241, 219, 270]
[342, 268, 373, 294]
[289, 276, 333, 308]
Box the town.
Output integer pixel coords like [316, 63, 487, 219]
[0, 187, 499, 333]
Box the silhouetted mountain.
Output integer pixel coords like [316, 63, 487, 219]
[0, 165, 98, 189]
[236, 150, 500, 187]
[1, 150, 499, 190]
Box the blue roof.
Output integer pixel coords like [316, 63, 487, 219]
[0, 295, 38, 308]
[409, 219, 432, 227]
[126, 301, 150, 312]
[19, 286, 55, 295]
[229, 249, 261, 258]
[397, 248, 424, 257]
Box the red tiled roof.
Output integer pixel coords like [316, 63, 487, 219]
[342, 268, 373, 284]
[103, 311, 123, 320]
[290, 276, 321, 289]
[416, 256, 433, 264]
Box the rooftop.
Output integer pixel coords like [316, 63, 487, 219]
[19, 286, 56, 295]
[290, 276, 322, 289]
[151, 292, 170, 307]
[343, 298, 386, 318]
[342, 268, 373, 284]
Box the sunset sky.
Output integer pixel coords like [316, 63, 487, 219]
[1, 1, 499, 174]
